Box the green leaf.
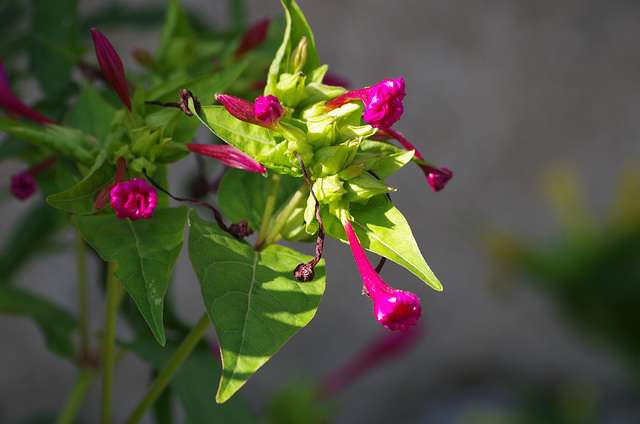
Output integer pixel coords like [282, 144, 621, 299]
[188, 210, 325, 403]
[74, 207, 188, 345]
[324, 196, 442, 291]
[47, 154, 114, 214]
[0, 118, 96, 166]
[265, 0, 320, 96]
[0, 285, 76, 357]
[29, 0, 79, 96]
[64, 84, 117, 143]
[218, 168, 303, 232]
[128, 337, 258, 424]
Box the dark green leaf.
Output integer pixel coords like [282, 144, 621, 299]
[74, 207, 188, 345]
[188, 210, 325, 402]
[64, 84, 117, 143]
[0, 285, 76, 357]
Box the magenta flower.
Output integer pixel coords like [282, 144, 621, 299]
[91, 28, 131, 110]
[254, 95, 284, 124]
[343, 219, 422, 331]
[110, 178, 158, 220]
[234, 18, 270, 58]
[10, 173, 36, 200]
[216, 94, 283, 129]
[325, 78, 405, 128]
[0, 61, 55, 125]
[185, 143, 267, 175]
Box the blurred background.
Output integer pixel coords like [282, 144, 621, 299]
[1, 0, 640, 423]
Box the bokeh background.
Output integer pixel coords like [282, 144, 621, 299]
[1, 0, 640, 423]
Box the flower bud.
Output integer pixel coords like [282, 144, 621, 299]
[10, 173, 36, 200]
[0, 61, 55, 125]
[292, 36, 308, 73]
[234, 18, 270, 58]
[254, 95, 284, 124]
[185, 143, 267, 175]
[91, 28, 131, 110]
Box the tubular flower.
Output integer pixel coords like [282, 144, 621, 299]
[110, 178, 158, 220]
[254, 95, 284, 124]
[216, 94, 282, 129]
[185, 143, 267, 175]
[10, 173, 36, 200]
[0, 61, 55, 125]
[91, 28, 131, 110]
[343, 219, 422, 331]
[325, 78, 405, 128]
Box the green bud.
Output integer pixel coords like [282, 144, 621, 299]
[344, 172, 396, 204]
[275, 73, 308, 107]
[306, 114, 337, 148]
[314, 174, 345, 204]
[338, 164, 364, 181]
[129, 126, 160, 157]
[292, 37, 308, 74]
[311, 139, 359, 178]
[304, 192, 319, 235]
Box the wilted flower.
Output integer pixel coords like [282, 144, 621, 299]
[91, 28, 131, 110]
[110, 178, 158, 220]
[185, 143, 267, 175]
[342, 219, 422, 331]
[325, 78, 405, 128]
[0, 61, 55, 125]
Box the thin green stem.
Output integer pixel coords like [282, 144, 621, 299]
[55, 367, 97, 424]
[100, 261, 121, 424]
[123, 313, 212, 424]
[255, 172, 281, 250]
[227, 0, 246, 29]
[262, 183, 309, 247]
[76, 230, 89, 357]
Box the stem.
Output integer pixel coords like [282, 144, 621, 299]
[55, 367, 97, 424]
[254, 172, 281, 250]
[123, 313, 211, 424]
[76, 230, 89, 357]
[227, 0, 246, 29]
[262, 183, 309, 247]
[101, 261, 121, 424]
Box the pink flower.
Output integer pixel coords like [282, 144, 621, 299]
[91, 28, 131, 110]
[110, 178, 158, 220]
[325, 78, 405, 128]
[185, 143, 267, 175]
[234, 18, 270, 58]
[0, 61, 55, 125]
[10, 173, 36, 200]
[343, 219, 422, 331]
[254, 95, 284, 124]
[215, 94, 283, 129]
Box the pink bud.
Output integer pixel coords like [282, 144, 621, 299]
[185, 143, 267, 175]
[110, 178, 158, 220]
[91, 28, 131, 110]
[234, 18, 270, 58]
[343, 219, 422, 331]
[0, 61, 55, 125]
[254, 95, 284, 124]
[325, 78, 405, 129]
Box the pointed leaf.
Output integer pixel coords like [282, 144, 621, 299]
[265, 0, 320, 95]
[324, 196, 442, 291]
[0, 285, 77, 357]
[74, 207, 187, 345]
[47, 154, 115, 214]
[188, 210, 325, 402]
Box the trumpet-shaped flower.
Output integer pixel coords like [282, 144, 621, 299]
[110, 178, 157, 220]
[343, 219, 421, 331]
[185, 143, 267, 175]
[325, 78, 405, 128]
[0, 61, 55, 125]
[91, 28, 131, 110]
